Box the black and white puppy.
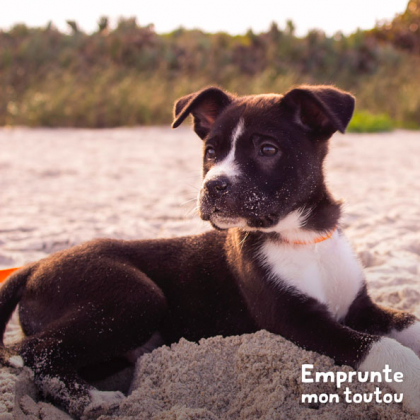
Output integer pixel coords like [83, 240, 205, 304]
[0, 85, 419, 418]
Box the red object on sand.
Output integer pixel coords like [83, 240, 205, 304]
[0, 267, 20, 283]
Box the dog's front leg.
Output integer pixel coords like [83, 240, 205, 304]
[251, 290, 420, 415]
[344, 285, 420, 357]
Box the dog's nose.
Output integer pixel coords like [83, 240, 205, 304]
[204, 177, 230, 196]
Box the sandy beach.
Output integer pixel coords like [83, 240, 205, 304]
[0, 127, 419, 419]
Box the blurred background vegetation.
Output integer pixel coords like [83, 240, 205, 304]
[1, 0, 419, 130]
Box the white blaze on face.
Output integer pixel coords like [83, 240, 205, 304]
[202, 118, 244, 186]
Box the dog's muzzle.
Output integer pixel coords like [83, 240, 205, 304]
[199, 176, 233, 221]
[199, 176, 282, 230]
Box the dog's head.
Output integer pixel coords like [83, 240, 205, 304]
[172, 86, 354, 234]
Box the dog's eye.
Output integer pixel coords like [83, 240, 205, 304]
[205, 147, 216, 160]
[260, 144, 278, 156]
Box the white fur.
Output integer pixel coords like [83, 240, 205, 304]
[88, 389, 124, 405]
[210, 215, 247, 230]
[86, 389, 125, 415]
[244, 207, 331, 244]
[389, 321, 420, 357]
[202, 119, 244, 184]
[210, 208, 310, 233]
[359, 337, 420, 415]
[254, 208, 321, 243]
[259, 230, 364, 320]
[270, 208, 310, 232]
[8, 355, 24, 368]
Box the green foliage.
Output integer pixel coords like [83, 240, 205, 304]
[369, 0, 420, 54]
[348, 111, 395, 133]
[0, 3, 419, 129]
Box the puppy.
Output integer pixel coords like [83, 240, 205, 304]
[1, 85, 419, 418]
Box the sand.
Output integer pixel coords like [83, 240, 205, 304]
[0, 127, 419, 419]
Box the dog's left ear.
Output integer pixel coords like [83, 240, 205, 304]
[172, 87, 234, 139]
[282, 85, 355, 137]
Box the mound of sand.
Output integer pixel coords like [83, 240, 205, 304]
[1, 127, 419, 419]
[101, 330, 416, 420]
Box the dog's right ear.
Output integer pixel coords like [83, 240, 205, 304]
[172, 87, 233, 139]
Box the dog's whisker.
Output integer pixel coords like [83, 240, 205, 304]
[180, 198, 198, 206]
[186, 206, 199, 217]
[183, 183, 200, 191]
[184, 173, 201, 178]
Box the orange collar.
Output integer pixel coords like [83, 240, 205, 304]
[283, 227, 337, 245]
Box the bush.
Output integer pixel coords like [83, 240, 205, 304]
[1, 5, 420, 128]
[348, 111, 395, 133]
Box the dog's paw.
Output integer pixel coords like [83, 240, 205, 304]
[7, 355, 24, 368]
[389, 321, 420, 359]
[360, 337, 420, 415]
[81, 390, 125, 420]
[0, 348, 24, 369]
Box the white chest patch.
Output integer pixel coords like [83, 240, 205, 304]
[259, 230, 364, 320]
